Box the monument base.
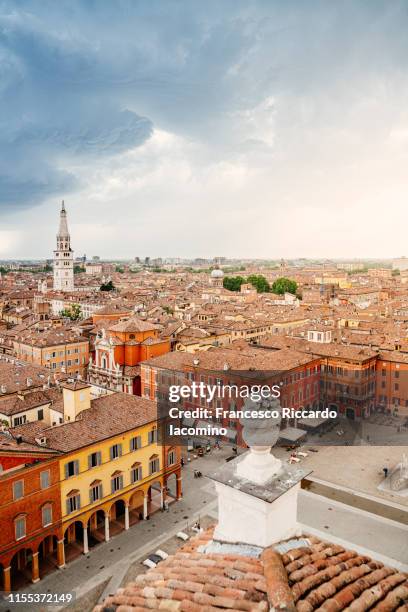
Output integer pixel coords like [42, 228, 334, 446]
[209, 454, 310, 548]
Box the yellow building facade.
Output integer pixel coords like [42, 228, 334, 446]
[32, 383, 181, 563]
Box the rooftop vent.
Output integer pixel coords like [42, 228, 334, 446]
[35, 436, 47, 446]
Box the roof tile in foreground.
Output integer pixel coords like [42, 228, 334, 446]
[94, 527, 408, 611]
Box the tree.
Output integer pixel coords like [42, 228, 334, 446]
[223, 276, 246, 291]
[100, 280, 115, 291]
[247, 274, 270, 293]
[61, 303, 82, 320]
[73, 265, 84, 274]
[271, 277, 298, 295]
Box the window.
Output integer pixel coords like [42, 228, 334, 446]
[88, 451, 102, 469]
[148, 429, 157, 444]
[13, 415, 27, 427]
[110, 444, 122, 460]
[37, 408, 44, 421]
[168, 450, 176, 466]
[149, 455, 160, 475]
[65, 460, 79, 478]
[130, 436, 141, 452]
[42, 504, 52, 527]
[111, 472, 124, 493]
[40, 470, 50, 489]
[66, 492, 81, 514]
[89, 481, 103, 503]
[15, 516, 26, 540]
[131, 463, 142, 483]
[13, 480, 24, 500]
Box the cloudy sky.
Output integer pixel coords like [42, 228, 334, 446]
[1, 0, 408, 260]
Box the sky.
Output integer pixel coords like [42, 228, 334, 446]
[1, 0, 408, 260]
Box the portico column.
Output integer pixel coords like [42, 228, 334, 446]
[3, 566, 11, 593]
[32, 552, 40, 583]
[176, 475, 183, 499]
[83, 526, 89, 554]
[143, 496, 148, 520]
[124, 505, 129, 530]
[104, 514, 110, 541]
[57, 539, 65, 568]
[160, 487, 164, 510]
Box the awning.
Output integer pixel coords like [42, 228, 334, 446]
[224, 428, 237, 441]
[278, 427, 307, 442]
[297, 417, 331, 429]
[182, 416, 196, 427]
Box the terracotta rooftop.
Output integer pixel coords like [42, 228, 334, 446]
[94, 528, 408, 611]
[142, 345, 318, 373]
[109, 316, 161, 333]
[11, 392, 157, 452]
[0, 387, 63, 416]
[0, 359, 52, 395]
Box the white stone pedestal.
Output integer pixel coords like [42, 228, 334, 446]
[213, 479, 301, 547]
[209, 451, 310, 548]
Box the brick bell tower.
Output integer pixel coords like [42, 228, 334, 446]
[53, 201, 74, 291]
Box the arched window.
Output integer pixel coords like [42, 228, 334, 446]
[111, 471, 124, 493]
[89, 480, 103, 503]
[66, 490, 81, 515]
[14, 514, 26, 540]
[131, 462, 142, 483]
[149, 454, 160, 475]
[41, 503, 53, 527]
[167, 449, 176, 467]
[101, 354, 108, 370]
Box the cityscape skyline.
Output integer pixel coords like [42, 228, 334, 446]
[1, 1, 408, 259]
[0, 2, 407, 606]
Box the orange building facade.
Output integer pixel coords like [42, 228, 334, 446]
[88, 316, 170, 394]
[0, 455, 63, 592]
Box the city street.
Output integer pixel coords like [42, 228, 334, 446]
[0, 447, 234, 612]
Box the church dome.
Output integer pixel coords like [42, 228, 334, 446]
[211, 268, 224, 278]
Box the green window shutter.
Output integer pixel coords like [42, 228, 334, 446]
[74, 460, 80, 475]
[66, 499, 71, 515]
[64, 463, 69, 479]
[97, 451, 102, 465]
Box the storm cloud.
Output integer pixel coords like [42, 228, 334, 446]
[1, 1, 408, 257]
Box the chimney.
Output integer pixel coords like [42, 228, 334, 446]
[208, 398, 311, 548]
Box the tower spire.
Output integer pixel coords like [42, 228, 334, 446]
[57, 200, 70, 239]
[53, 200, 74, 291]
